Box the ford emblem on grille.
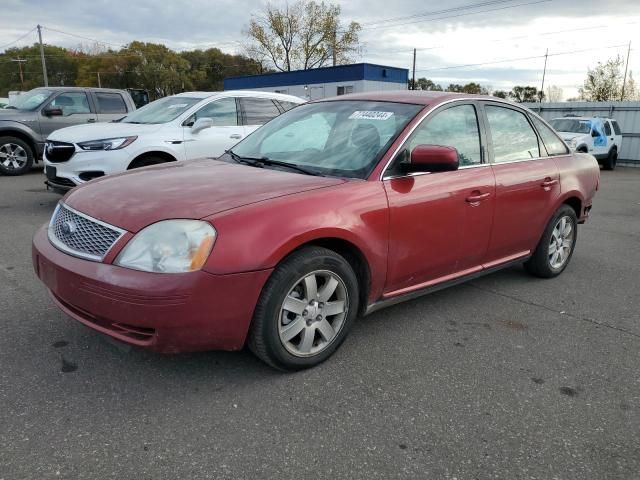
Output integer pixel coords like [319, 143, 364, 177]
[61, 220, 76, 236]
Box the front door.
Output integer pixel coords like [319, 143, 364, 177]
[383, 102, 495, 296]
[39, 91, 97, 138]
[183, 97, 245, 159]
[481, 103, 561, 265]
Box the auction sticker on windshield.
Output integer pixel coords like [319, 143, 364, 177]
[349, 111, 394, 120]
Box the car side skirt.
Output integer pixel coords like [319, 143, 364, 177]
[364, 255, 530, 316]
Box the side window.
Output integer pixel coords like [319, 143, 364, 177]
[604, 121, 612, 136]
[277, 100, 299, 112]
[260, 113, 334, 155]
[95, 93, 127, 114]
[407, 104, 482, 166]
[49, 92, 91, 116]
[485, 105, 540, 162]
[241, 97, 281, 125]
[337, 86, 354, 96]
[193, 97, 238, 126]
[611, 120, 622, 135]
[531, 116, 569, 156]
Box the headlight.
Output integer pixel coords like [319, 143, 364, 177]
[115, 220, 216, 273]
[78, 136, 137, 151]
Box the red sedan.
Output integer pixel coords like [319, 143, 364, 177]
[32, 92, 600, 370]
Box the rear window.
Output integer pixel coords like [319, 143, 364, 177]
[95, 93, 127, 114]
[604, 121, 612, 136]
[277, 100, 299, 112]
[611, 120, 622, 135]
[240, 98, 281, 125]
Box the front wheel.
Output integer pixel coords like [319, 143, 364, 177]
[524, 205, 578, 278]
[0, 136, 34, 176]
[248, 246, 359, 371]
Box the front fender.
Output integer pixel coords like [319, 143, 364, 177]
[0, 120, 41, 144]
[202, 181, 390, 303]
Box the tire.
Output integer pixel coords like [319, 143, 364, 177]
[524, 205, 578, 278]
[128, 156, 168, 169]
[602, 149, 617, 171]
[0, 136, 34, 176]
[248, 246, 359, 371]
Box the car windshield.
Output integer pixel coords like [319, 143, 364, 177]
[121, 96, 200, 124]
[7, 89, 54, 110]
[230, 100, 423, 179]
[550, 118, 591, 134]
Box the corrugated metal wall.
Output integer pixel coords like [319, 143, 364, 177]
[523, 101, 640, 164]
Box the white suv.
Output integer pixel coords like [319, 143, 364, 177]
[549, 116, 623, 170]
[43, 90, 304, 190]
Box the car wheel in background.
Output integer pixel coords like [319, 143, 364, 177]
[602, 149, 617, 171]
[525, 204, 578, 278]
[248, 246, 359, 371]
[128, 155, 169, 169]
[0, 136, 34, 176]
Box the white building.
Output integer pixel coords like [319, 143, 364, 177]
[224, 63, 409, 100]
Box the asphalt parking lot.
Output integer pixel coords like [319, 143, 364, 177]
[1, 167, 639, 479]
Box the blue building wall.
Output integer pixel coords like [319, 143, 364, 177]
[224, 63, 408, 90]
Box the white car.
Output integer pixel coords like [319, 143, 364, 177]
[43, 90, 304, 190]
[549, 116, 623, 170]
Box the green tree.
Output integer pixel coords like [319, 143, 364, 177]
[579, 56, 623, 101]
[492, 90, 508, 99]
[246, 1, 361, 71]
[445, 83, 489, 94]
[509, 85, 542, 102]
[409, 77, 443, 90]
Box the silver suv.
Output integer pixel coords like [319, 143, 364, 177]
[0, 87, 136, 176]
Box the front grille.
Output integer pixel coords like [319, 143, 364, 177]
[45, 141, 76, 163]
[48, 203, 125, 261]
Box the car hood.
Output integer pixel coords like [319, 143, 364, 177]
[64, 159, 347, 232]
[557, 132, 586, 141]
[47, 122, 164, 142]
[0, 109, 35, 123]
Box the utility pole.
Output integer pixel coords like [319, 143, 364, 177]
[11, 57, 27, 89]
[412, 48, 416, 90]
[621, 40, 631, 101]
[97, 71, 101, 88]
[332, 28, 337, 66]
[540, 48, 548, 103]
[37, 24, 48, 87]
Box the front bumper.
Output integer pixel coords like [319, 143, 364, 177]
[44, 148, 133, 188]
[32, 225, 272, 353]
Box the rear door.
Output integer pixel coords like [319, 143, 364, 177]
[239, 97, 283, 135]
[609, 120, 623, 152]
[182, 97, 245, 159]
[481, 102, 560, 265]
[383, 102, 496, 295]
[93, 91, 130, 122]
[39, 91, 97, 137]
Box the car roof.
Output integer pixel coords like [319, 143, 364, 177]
[31, 86, 126, 94]
[173, 90, 305, 103]
[316, 90, 522, 107]
[551, 116, 616, 121]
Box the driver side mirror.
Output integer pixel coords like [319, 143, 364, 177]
[43, 108, 63, 117]
[191, 117, 214, 134]
[404, 144, 459, 173]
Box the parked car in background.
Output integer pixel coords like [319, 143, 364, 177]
[43, 90, 304, 191]
[0, 87, 136, 176]
[550, 116, 622, 170]
[126, 88, 150, 109]
[33, 91, 599, 370]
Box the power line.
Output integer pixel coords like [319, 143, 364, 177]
[0, 27, 36, 51]
[415, 42, 630, 73]
[42, 26, 128, 49]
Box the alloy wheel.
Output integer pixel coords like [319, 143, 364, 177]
[0, 143, 28, 170]
[278, 270, 349, 357]
[548, 215, 575, 269]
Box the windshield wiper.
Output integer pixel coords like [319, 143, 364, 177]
[226, 150, 323, 177]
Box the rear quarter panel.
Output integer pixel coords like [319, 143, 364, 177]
[555, 152, 600, 221]
[202, 181, 390, 304]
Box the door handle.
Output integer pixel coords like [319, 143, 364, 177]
[465, 192, 491, 203]
[541, 178, 558, 189]
[87, 118, 96, 123]
[230, 134, 242, 139]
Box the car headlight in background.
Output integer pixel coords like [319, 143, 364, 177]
[569, 138, 578, 148]
[78, 136, 137, 151]
[115, 220, 216, 273]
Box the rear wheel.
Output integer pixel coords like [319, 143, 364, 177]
[248, 246, 359, 371]
[602, 148, 617, 171]
[0, 136, 33, 176]
[524, 205, 578, 278]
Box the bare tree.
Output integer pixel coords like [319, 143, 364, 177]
[546, 85, 563, 102]
[246, 1, 361, 72]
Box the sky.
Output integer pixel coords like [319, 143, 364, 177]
[0, 0, 638, 99]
